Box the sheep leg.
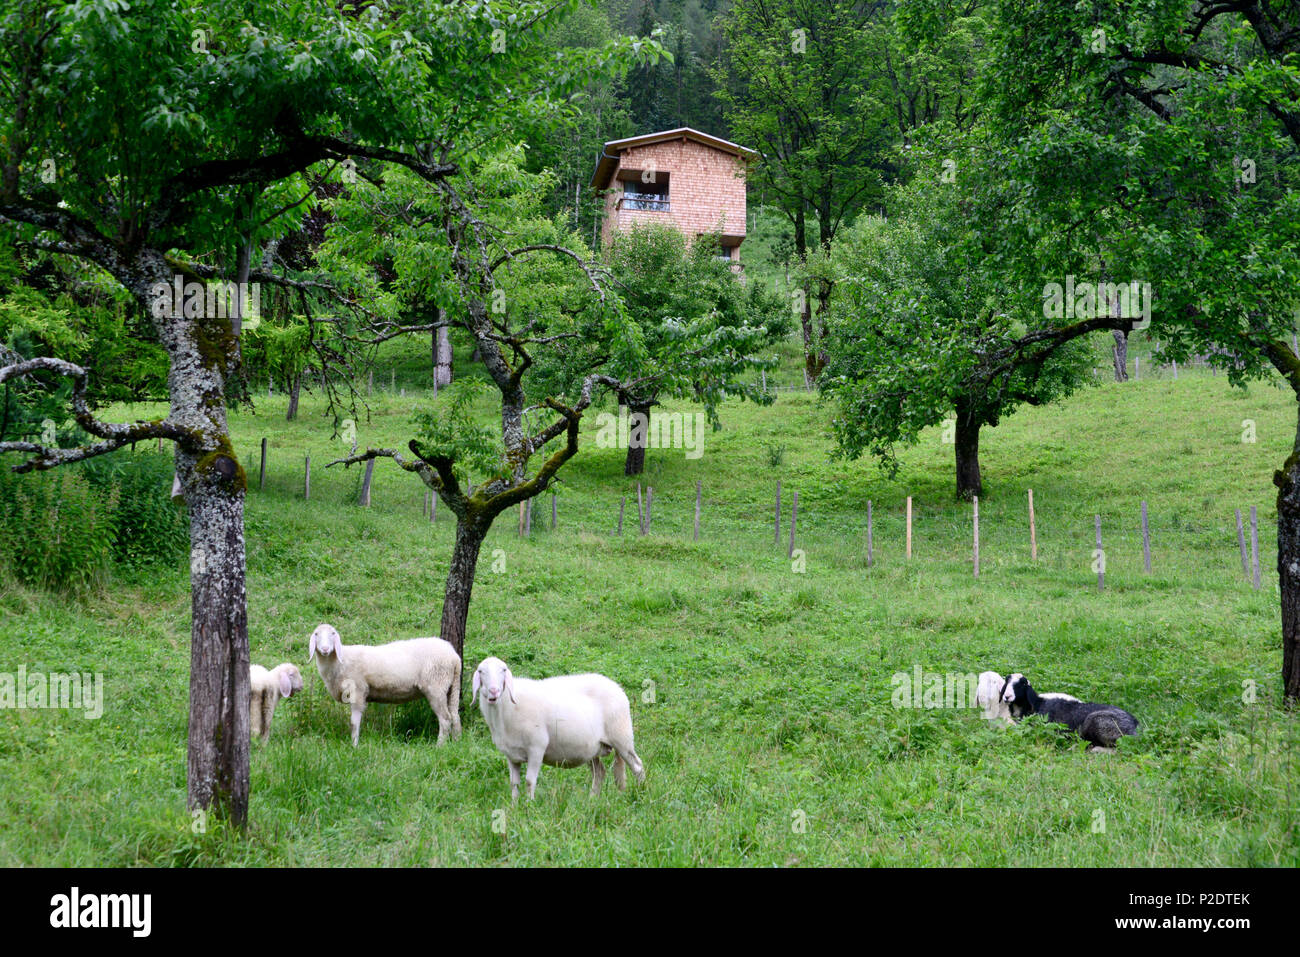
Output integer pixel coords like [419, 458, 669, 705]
[614, 743, 645, 785]
[249, 691, 264, 741]
[260, 695, 276, 743]
[524, 750, 544, 801]
[590, 757, 606, 796]
[349, 702, 366, 746]
[507, 760, 522, 804]
[612, 753, 626, 791]
[423, 687, 453, 746]
[446, 679, 462, 741]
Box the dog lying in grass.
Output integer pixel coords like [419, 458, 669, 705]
[1001, 673, 1138, 749]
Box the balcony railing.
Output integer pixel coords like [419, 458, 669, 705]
[620, 192, 670, 212]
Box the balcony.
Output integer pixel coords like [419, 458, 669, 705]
[620, 191, 670, 212]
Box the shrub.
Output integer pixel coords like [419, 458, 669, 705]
[78, 450, 189, 567]
[0, 449, 188, 589]
[0, 460, 116, 590]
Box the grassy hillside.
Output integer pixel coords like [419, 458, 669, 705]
[1, 350, 1297, 866]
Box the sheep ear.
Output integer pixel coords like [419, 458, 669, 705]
[307, 632, 317, 663]
[505, 668, 516, 704]
[470, 668, 481, 705]
[279, 670, 293, 698]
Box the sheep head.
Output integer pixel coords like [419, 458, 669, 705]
[1001, 673, 1037, 718]
[275, 663, 305, 698]
[308, 623, 342, 663]
[976, 671, 1005, 709]
[472, 657, 516, 706]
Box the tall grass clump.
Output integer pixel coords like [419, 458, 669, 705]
[79, 450, 189, 567]
[0, 458, 116, 589]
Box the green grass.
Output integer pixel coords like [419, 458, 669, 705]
[2, 348, 1298, 866]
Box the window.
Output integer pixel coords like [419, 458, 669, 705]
[621, 174, 669, 211]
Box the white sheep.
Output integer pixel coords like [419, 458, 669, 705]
[976, 671, 1014, 726]
[249, 662, 304, 742]
[471, 656, 645, 802]
[307, 623, 462, 746]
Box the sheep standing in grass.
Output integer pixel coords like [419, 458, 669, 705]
[249, 663, 305, 742]
[471, 656, 645, 802]
[307, 623, 462, 746]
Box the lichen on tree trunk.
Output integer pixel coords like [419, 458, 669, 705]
[184, 467, 249, 823]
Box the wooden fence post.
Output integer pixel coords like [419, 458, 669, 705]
[694, 480, 701, 542]
[1250, 505, 1260, 590]
[1134, 356, 1140, 380]
[788, 490, 798, 559]
[551, 493, 557, 531]
[1141, 500, 1151, 573]
[906, 496, 913, 560]
[645, 487, 653, 533]
[775, 480, 781, 545]
[973, 495, 979, 578]
[525, 498, 532, 537]
[867, 500, 873, 568]
[637, 484, 645, 535]
[617, 496, 625, 536]
[359, 459, 374, 507]
[1028, 488, 1038, 561]
[1095, 514, 1104, 591]
[1236, 508, 1248, 576]
[518, 501, 526, 537]
[259, 437, 267, 492]
[430, 492, 436, 523]
[304, 453, 310, 501]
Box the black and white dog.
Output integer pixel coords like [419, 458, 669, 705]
[1000, 673, 1138, 748]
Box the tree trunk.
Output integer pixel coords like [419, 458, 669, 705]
[440, 515, 487, 662]
[954, 399, 983, 501]
[1275, 433, 1300, 700]
[286, 371, 302, 421]
[132, 250, 251, 827]
[184, 457, 250, 826]
[792, 208, 821, 385]
[433, 320, 452, 387]
[812, 276, 831, 378]
[624, 400, 651, 476]
[1112, 330, 1130, 382]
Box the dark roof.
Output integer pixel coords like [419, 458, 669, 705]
[590, 127, 757, 190]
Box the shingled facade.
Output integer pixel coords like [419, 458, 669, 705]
[590, 127, 756, 267]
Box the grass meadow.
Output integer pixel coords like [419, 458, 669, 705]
[1, 337, 1298, 866]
